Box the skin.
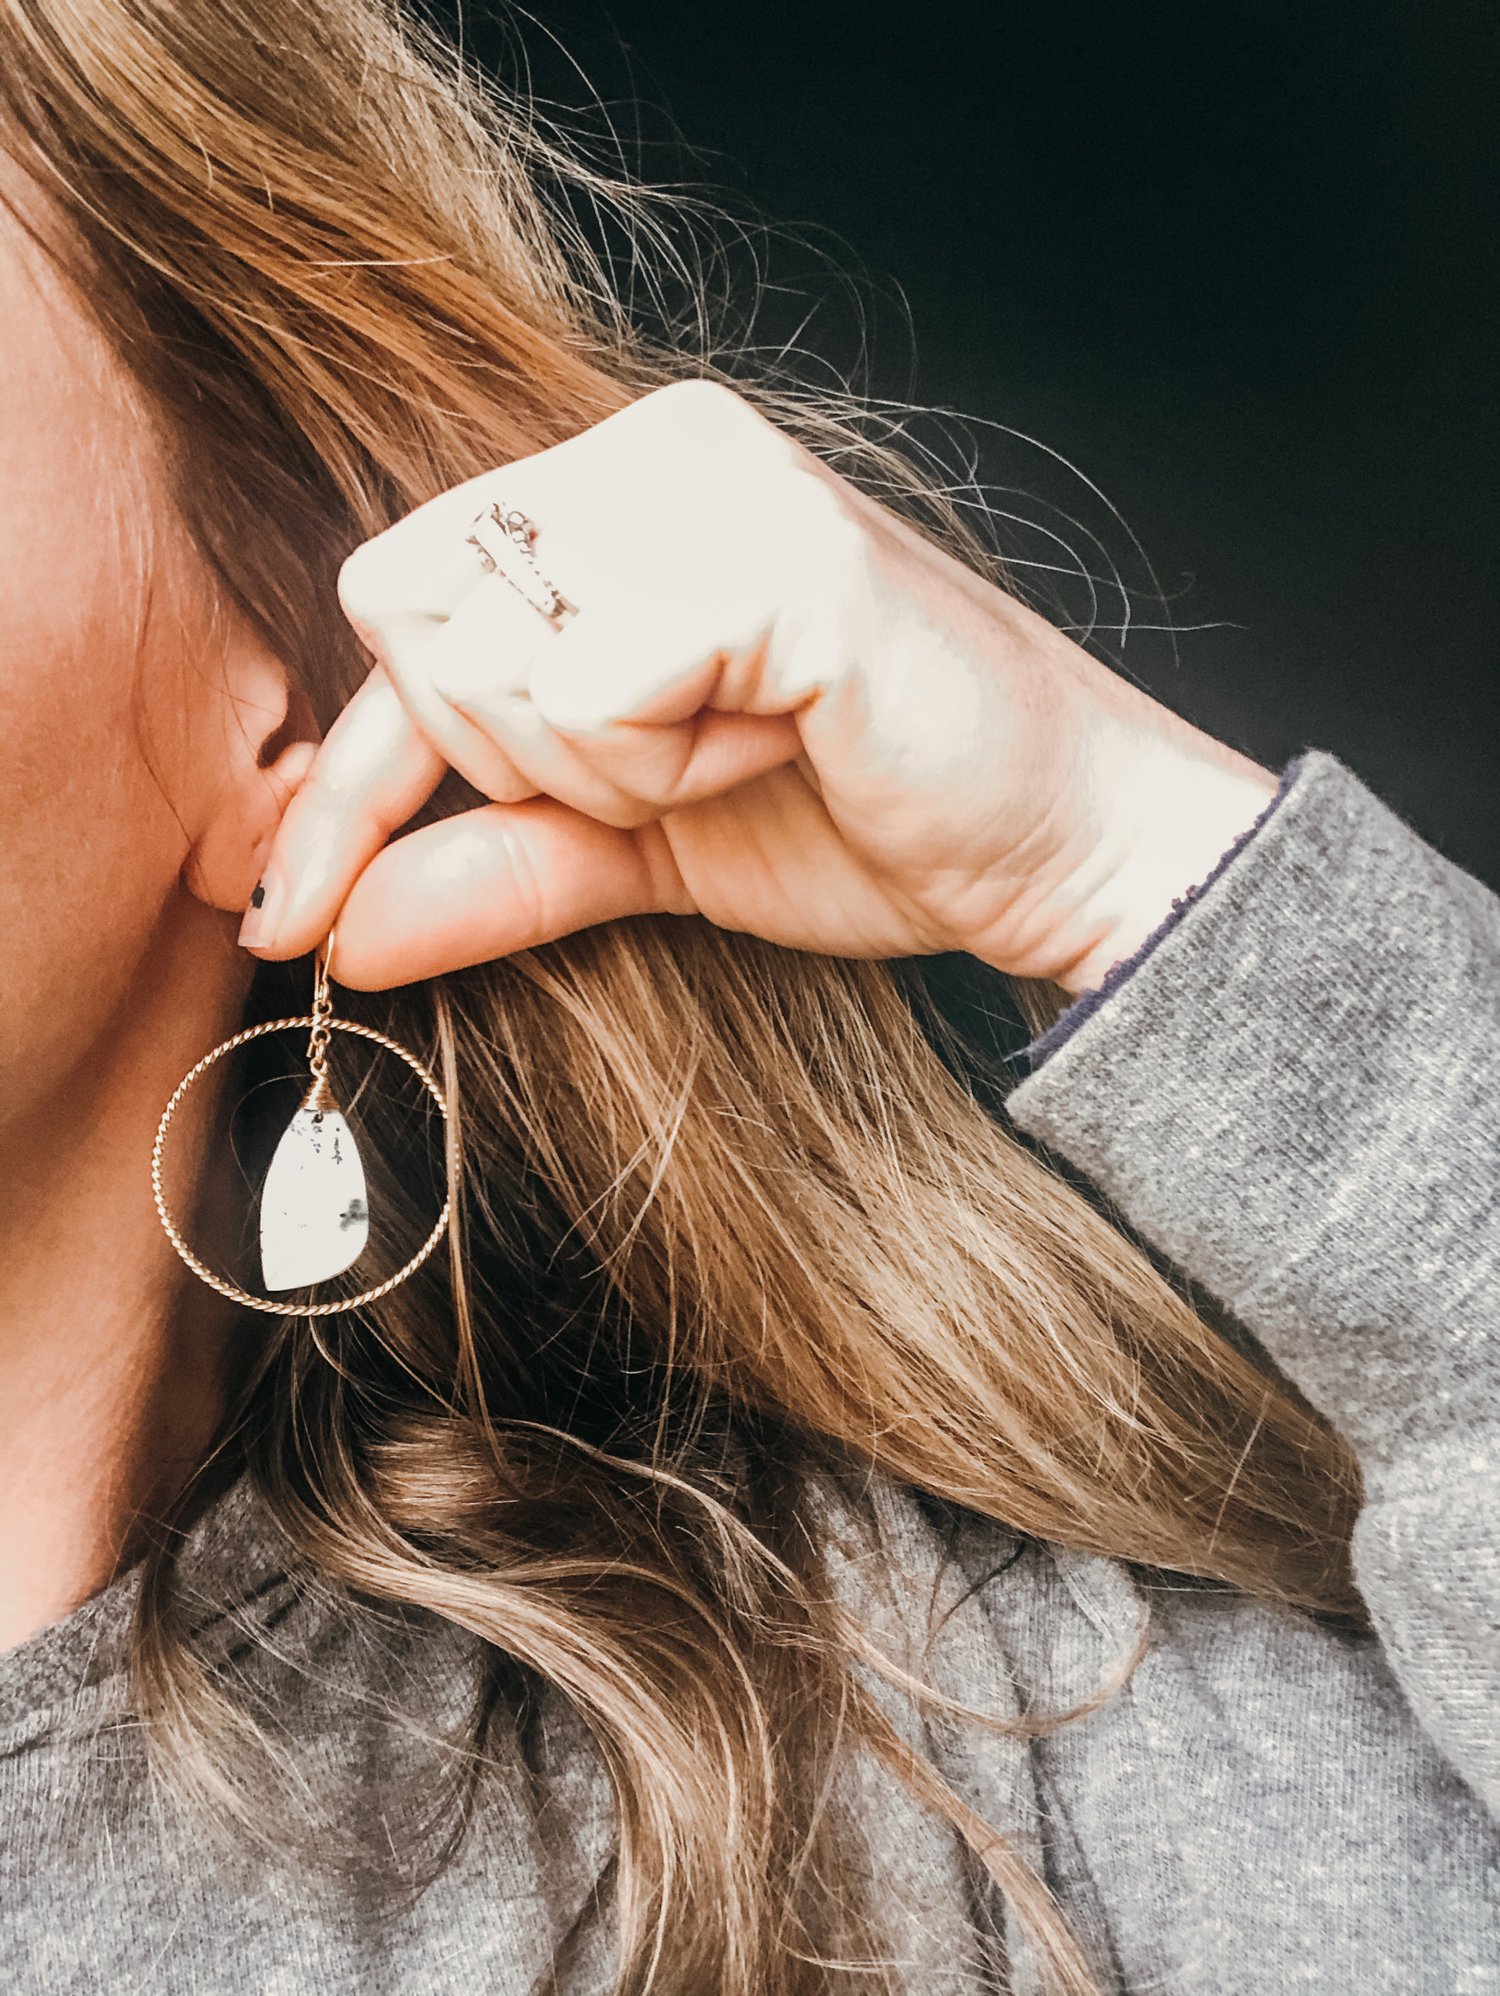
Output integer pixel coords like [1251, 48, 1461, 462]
[0, 180, 1276, 1655]
[239, 381, 1279, 1001]
[0, 181, 314, 1649]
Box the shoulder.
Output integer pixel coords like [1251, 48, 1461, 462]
[800, 1459, 1465, 1782]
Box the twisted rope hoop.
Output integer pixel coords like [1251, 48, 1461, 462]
[151, 1014, 452, 1317]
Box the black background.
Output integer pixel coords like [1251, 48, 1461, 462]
[439, 2, 1497, 884]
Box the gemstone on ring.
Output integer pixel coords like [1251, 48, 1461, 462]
[465, 501, 568, 621]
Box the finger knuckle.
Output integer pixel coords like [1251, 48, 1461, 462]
[561, 770, 657, 830]
[653, 374, 741, 415]
[785, 467, 869, 576]
[336, 537, 396, 633]
[492, 817, 550, 944]
[646, 375, 780, 449]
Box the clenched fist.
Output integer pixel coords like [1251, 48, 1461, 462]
[237, 377, 1277, 992]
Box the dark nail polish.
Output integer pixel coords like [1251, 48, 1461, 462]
[239, 871, 283, 949]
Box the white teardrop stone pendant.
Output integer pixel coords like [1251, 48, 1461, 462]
[259, 1105, 370, 1292]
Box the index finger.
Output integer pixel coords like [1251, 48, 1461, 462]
[238, 659, 447, 959]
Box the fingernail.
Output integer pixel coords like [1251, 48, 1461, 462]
[238, 871, 284, 950]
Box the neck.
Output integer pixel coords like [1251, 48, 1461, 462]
[0, 906, 254, 1653]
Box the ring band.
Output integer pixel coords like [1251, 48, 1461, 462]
[466, 502, 577, 625]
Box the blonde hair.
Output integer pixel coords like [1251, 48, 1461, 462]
[0, 3, 1360, 1990]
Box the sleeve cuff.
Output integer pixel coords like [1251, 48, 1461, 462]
[1021, 752, 1308, 1069]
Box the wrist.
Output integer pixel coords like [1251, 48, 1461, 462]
[1050, 740, 1280, 997]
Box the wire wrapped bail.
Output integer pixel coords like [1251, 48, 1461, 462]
[302, 926, 339, 1114]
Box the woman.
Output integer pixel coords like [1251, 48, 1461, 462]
[0, 2, 1493, 1992]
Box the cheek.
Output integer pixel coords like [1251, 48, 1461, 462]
[0, 194, 227, 1134]
[0, 514, 198, 1124]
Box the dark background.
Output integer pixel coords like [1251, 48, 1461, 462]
[441, 1, 1497, 885]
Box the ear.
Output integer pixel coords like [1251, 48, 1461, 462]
[181, 627, 322, 917]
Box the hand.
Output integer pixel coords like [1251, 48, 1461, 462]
[239, 378, 1278, 994]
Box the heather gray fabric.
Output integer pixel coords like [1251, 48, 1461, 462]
[1, 745, 1495, 1993]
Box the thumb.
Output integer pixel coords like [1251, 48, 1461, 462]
[323, 795, 694, 989]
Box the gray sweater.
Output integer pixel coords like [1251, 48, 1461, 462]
[1, 747, 1495, 1992]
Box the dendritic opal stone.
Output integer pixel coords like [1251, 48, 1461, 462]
[259, 1107, 370, 1292]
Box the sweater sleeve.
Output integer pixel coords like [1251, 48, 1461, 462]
[1002, 746, 1500, 1812]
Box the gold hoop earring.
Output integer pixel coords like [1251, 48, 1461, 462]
[151, 927, 451, 1316]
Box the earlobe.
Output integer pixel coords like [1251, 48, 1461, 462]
[182, 735, 320, 916]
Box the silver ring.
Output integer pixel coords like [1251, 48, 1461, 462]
[465, 502, 577, 625]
